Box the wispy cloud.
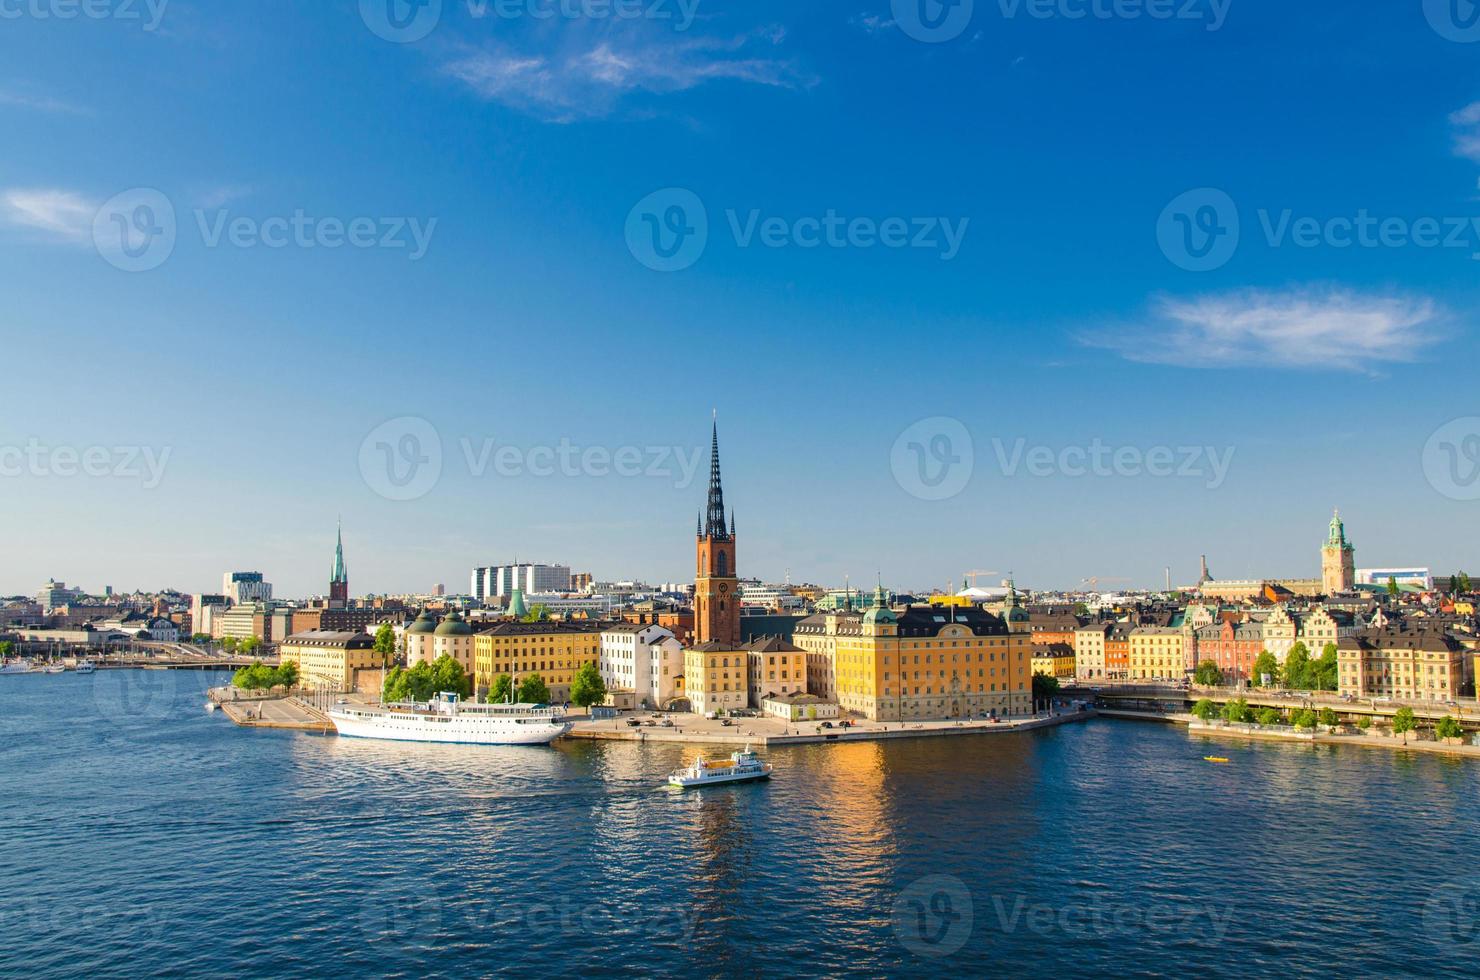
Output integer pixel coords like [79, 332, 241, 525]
[0, 88, 86, 115]
[1, 188, 94, 242]
[443, 25, 812, 122]
[1083, 287, 1444, 373]
[850, 12, 895, 34]
[1450, 101, 1480, 161]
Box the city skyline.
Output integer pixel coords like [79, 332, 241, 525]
[4, 3, 1480, 594]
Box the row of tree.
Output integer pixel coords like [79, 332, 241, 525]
[1191, 642, 1339, 691]
[1192, 698, 1465, 743]
[232, 659, 299, 692]
[378, 657, 609, 708]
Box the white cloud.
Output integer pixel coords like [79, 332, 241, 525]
[851, 12, 895, 34]
[442, 25, 811, 122]
[0, 88, 85, 114]
[1085, 288, 1444, 372]
[1450, 101, 1480, 161]
[1, 188, 94, 242]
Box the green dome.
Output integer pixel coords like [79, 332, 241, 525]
[406, 610, 437, 635]
[434, 610, 473, 636]
[863, 606, 897, 626]
[1005, 604, 1030, 623]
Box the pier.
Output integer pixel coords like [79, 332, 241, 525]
[564, 708, 1094, 746]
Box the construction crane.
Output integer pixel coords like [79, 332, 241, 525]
[964, 570, 1000, 589]
[1081, 576, 1130, 592]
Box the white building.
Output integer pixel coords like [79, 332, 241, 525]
[763, 693, 840, 722]
[471, 563, 572, 601]
[1356, 568, 1432, 589]
[222, 572, 272, 604]
[599, 624, 683, 709]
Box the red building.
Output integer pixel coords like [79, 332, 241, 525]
[693, 419, 740, 647]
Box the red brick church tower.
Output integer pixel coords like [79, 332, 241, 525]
[694, 417, 740, 646]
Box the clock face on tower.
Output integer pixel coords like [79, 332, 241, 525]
[719, 584, 728, 594]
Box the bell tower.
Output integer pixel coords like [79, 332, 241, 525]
[695, 416, 740, 646]
[1321, 508, 1355, 595]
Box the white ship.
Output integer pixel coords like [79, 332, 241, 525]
[0, 661, 35, 675]
[668, 747, 773, 789]
[75, 662, 97, 675]
[329, 692, 571, 746]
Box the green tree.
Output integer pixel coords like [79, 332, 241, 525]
[1251, 651, 1280, 688]
[373, 623, 396, 658]
[1191, 698, 1217, 721]
[487, 673, 514, 704]
[1194, 660, 1224, 686]
[1256, 707, 1282, 726]
[1386, 576, 1400, 597]
[516, 673, 551, 704]
[1393, 707, 1416, 744]
[1221, 698, 1251, 723]
[191, 633, 211, 644]
[404, 661, 436, 701]
[1291, 708, 1317, 729]
[1458, 571, 1473, 594]
[1436, 716, 1464, 740]
[0, 640, 13, 658]
[1311, 644, 1339, 692]
[221, 636, 239, 654]
[239, 636, 262, 656]
[1284, 643, 1312, 690]
[521, 604, 550, 623]
[1318, 707, 1339, 730]
[1032, 673, 1061, 702]
[570, 662, 608, 709]
[1357, 715, 1372, 730]
[275, 660, 298, 689]
[429, 654, 472, 699]
[382, 665, 406, 702]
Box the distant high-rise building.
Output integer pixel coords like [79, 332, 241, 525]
[223, 572, 272, 604]
[36, 579, 83, 611]
[432, 583, 445, 597]
[330, 520, 349, 607]
[471, 563, 572, 601]
[1321, 509, 1356, 594]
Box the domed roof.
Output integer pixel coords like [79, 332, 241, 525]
[1005, 604, 1030, 623]
[863, 605, 897, 626]
[434, 610, 473, 636]
[406, 610, 438, 634]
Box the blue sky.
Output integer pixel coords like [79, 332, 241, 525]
[2, 0, 1479, 597]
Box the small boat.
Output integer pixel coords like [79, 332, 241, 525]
[43, 664, 66, 674]
[668, 746, 773, 788]
[75, 662, 96, 675]
[1204, 756, 1230, 764]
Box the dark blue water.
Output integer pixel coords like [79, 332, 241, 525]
[1, 670, 1477, 978]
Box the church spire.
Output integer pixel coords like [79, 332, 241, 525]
[331, 518, 347, 584]
[704, 414, 729, 540]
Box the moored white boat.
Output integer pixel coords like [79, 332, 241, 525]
[668, 747, 773, 788]
[329, 692, 571, 745]
[43, 664, 66, 674]
[0, 661, 36, 675]
[75, 661, 97, 675]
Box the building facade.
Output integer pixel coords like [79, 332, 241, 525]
[1337, 627, 1468, 701]
[1128, 626, 1185, 680]
[1322, 509, 1356, 595]
[744, 636, 807, 707]
[279, 630, 376, 691]
[473, 621, 603, 704]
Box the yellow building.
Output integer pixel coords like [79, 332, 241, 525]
[792, 593, 1031, 721]
[1337, 628, 1469, 701]
[1128, 627, 1185, 681]
[1031, 642, 1076, 679]
[278, 630, 378, 692]
[684, 641, 750, 715]
[744, 636, 807, 708]
[473, 621, 602, 704]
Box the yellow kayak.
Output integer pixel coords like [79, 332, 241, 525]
[1204, 756, 1230, 763]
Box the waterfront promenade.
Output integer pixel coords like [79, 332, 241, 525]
[565, 708, 1092, 746]
[1099, 707, 1480, 758]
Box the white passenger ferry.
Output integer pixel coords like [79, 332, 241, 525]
[328, 692, 571, 746]
[668, 747, 773, 789]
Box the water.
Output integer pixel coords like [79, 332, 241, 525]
[1, 670, 1476, 978]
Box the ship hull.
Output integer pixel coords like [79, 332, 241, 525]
[329, 711, 570, 746]
[669, 770, 772, 789]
